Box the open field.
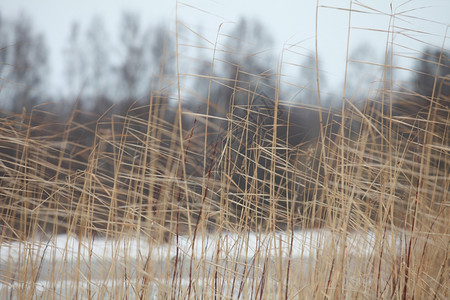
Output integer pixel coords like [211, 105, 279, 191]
[0, 229, 410, 299]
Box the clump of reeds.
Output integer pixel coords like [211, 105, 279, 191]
[0, 7, 448, 300]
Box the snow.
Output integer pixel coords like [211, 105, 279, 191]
[0, 229, 382, 265]
[0, 229, 401, 298]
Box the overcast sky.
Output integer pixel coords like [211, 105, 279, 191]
[1, 0, 449, 97]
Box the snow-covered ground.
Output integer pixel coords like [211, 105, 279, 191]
[0, 229, 402, 298]
[0, 229, 380, 263]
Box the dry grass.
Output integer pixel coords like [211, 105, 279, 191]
[0, 4, 449, 300]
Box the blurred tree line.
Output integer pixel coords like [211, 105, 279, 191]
[1, 11, 448, 124]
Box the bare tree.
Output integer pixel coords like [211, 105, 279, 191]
[85, 16, 111, 102]
[151, 22, 174, 80]
[116, 12, 150, 100]
[213, 18, 276, 117]
[1, 13, 48, 113]
[63, 22, 87, 100]
[0, 13, 9, 82]
[414, 48, 449, 98]
[297, 51, 328, 105]
[345, 43, 378, 100]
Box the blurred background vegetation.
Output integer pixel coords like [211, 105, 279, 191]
[0, 11, 448, 237]
[1, 11, 448, 133]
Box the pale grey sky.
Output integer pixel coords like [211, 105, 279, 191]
[1, 0, 449, 97]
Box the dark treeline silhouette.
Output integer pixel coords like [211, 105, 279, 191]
[0, 12, 448, 238]
[2, 12, 447, 126]
[0, 13, 48, 113]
